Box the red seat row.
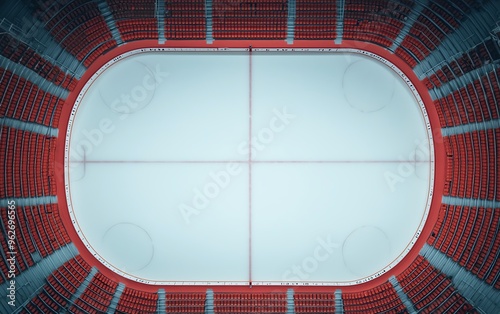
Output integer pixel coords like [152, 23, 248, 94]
[343, 0, 412, 48]
[165, 1, 206, 22]
[108, 0, 159, 41]
[399, 31, 433, 62]
[0, 68, 65, 127]
[427, 204, 500, 289]
[344, 28, 395, 48]
[397, 256, 475, 313]
[24, 204, 71, 258]
[423, 39, 499, 89]
[69, 272, 118, 313]
[108, 0, 156, 20]
[165, 23, 206, 39]
[19, 256, 91, 314]
[443, 130, 499, 201]
[117, 19, 159, 41]
[32, 0, 117, 67]
[1, 205, 71, 284]
[165, 0, 206, 12]
[0, 203, 70, 283]
[23, 285, 68, 313]
[212, 0, 287, 40]
[165, 292, 206, 313]
[116, 286, 158, 314]
[0, 34, 78, 91]
[395, 0, 471, 68]
[164, 0, 206, 41]
[214, 292, 287, 314]
[433, 68, 500, 128]
[294, 0, 336, 40]
[0, 206, 36, 280]
[343, 282, 407, 313]
[0, 127, 56, 199]
[294, 292, 335, 314]
[394, 47, 418, 68]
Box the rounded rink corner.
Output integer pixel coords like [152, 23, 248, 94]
[59, 43, 443, 289]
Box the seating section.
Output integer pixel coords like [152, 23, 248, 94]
[0, 34, 78, 91]
[343, 282, 407, 313]
[443, 129, 500, 201]
[428, 205, 500, 289]
[69, 272, 118, 313]
[433, 69, 500, 128]
[0, 68, 65, 127]
[21, 256, 91, 314]
[32, 0, 116, 67]
[213, 1, 287, 39]
[165, 292, 206, 313]
[107, 0, 158, 41]
[0, 127, 56, 199]
[344, 0, 413, 48]
[423, 39, 500, 89]
[214, 292, 287, 313]
[0, 204, 70, 282]
[395, 0, 477, 67]
[116, 287, 158, 314]
[294, 292, 335, 313]
[22, 204, 71, 258]
[0, 208, 32, 280]
[397, 255, 475, 313]
[165, 0, 206, 39]
[294, 0, 336, 39]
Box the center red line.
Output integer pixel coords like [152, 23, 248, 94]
[70, 160, 432, 164]
[248, 46, 253, 286]
[70, 160, 247, 164]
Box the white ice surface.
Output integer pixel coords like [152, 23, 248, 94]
[251, 163, 429, 282]
[67, 50, 432, 284]
[251, 53, 429, 161]
[70, 52, 249, 162]
[70, 163, 249, 282]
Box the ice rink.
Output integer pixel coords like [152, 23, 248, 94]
[65, 49, 434, 285]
